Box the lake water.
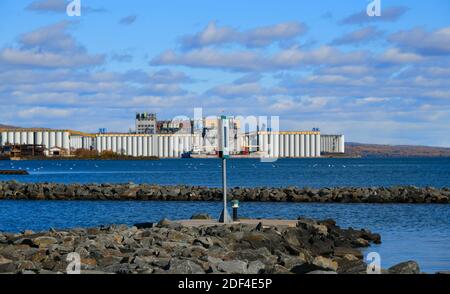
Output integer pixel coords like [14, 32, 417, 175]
[0, 157, 449, 273]
[0, 157, 449, 187]
[0, 200, 448, 273]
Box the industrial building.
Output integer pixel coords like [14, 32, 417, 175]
[94, 133, 201, 158]
[244, 131, 322, 158]
[157, 120, 192, 134]
[0, 129, 93, 156]
[94, 131, 345, 158]
[320, 134, 345, 154]
[0, 117, 345, 158]
[135, 112, 157, 134]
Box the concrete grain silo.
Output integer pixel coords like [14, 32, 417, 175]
[289, 134, 295, 157]
[0, 132, 6, 145]
[315, 134, 321, 157]
[305, 134, 310, 157]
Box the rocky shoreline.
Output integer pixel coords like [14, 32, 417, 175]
[0, 217, 423, 274]
[0, 181, 449, 203]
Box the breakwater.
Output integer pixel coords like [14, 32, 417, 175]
[0, 170, 29, 175]
[0, 217, 422, 274]
[0, 181, 449, 203]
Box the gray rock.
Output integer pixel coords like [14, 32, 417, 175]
[104, 263, 134, 274]
[2, 181, 448, 203]
[290, 256, 338, 274]
[19, 270, 37, 274]
[217, 260, 248, 274]
[0, 255, 15, 273]
[167, 259, 205, 274]
[333, 247, 363, 259]
[191, 213, 212, 220]
[306, 270, 338, 274]
[193, 237, 213, 248]
[80, 270, 112, 274]
[32, 236, 58, 248]
[247, 260, 266, 274]
[388, 261, 420, 274]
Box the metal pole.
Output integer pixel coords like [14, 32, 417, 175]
[221, 157, 229, 223]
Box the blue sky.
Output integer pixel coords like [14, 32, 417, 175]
[0, 0, 449, 146]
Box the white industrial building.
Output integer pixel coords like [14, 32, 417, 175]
[94, 132, 345, 158]
[320, 134, 345, 154]
[94, 133, 201, 158]
[0, 127, 345, 158]
[0, 129, 93, 156]
[243, 131, 322, 158]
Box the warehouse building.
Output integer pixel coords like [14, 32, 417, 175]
[320, 134, 345, 154]
[0, 121, 345, 158]
[135, 112, 157, 134]
[243, 131, 322, 158]
[93, 131, 344, 158]
[0, 129, 94, 156]
[94, 133, 201, 158]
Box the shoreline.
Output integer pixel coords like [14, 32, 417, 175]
[0, 181, 448, 203]
[0, 217, 425, 274]
[0, 156, 362, 160]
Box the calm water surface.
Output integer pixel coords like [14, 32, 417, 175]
[0, 157, 449, 187]
[0, 158, 449, 273]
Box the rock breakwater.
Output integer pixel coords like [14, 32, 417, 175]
[0, 181, 449, 203]
[0, 217, 421, 274]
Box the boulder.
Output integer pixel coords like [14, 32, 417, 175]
[32, 236, 58, 248]
[333, 247, 363, 259]
[217, 260, 248, 274]
[306, 270, 338, 274]
[133, 222, 154, 229]
[167, 259, 205, 274]
[0, 255, 15, 273]
[247, 260, 266, 274]
[190, 213, 212, 220]
[290, 256, 338, 274]
[388, 261, 420, 274]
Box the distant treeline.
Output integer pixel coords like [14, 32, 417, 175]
[345, 143, 450, 158]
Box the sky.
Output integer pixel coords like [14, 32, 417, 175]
[0, 0, 449, 146]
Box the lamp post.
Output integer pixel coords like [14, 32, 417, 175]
[232, 200, 239, 221]
[218, 115, 231, 223]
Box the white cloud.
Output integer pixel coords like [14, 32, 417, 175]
[331, 26, 384, 45]
[151, 46, 368, 71]
[0, 48, 104, 68]
[340, 6, 409, 25]
[180, 21, 307, 49]
[389, 26, 450, 55]
[26, 0, 67, 13]
[207, 83, 263, 98]
[26, 0, 105, 14]
[0, 21, 104, 68]
[18, 107, 71, 118]
[378, 48, 424, 64]
[19, 21, 77, 52]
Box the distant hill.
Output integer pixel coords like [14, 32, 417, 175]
[345, 142, 450, 158]
[0, 124, 20, 129]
